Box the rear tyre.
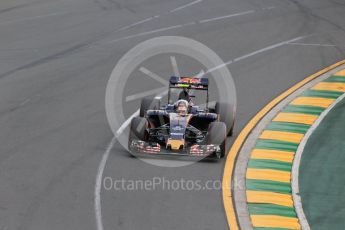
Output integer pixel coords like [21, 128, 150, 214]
[140, 97, 159, 117]
[205, 121, 227, 158]
[215, 102, 235, 136]
[128, 117, 148, 150]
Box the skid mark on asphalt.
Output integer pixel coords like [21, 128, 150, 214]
[0, 12, 69, 26]
[106, 7, 275, 44]
[0, 43, 88, 79]
[0, 1, 39, 14]
[117, 0, 203, 31]
[0, 0, 203, 80]
[0, 5, 276, 80]
[93, 0, 136, 12]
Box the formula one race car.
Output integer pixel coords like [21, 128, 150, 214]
[128, 76, 235, 159]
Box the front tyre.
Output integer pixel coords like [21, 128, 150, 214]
[205, 121, 227, 158]
[215, 102, 235, 136]
[128, 117, 148, 150]
[139, 97, 159, 117]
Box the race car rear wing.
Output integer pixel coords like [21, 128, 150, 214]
[169, 76, 208, 90]
[168, 76, 210, 110]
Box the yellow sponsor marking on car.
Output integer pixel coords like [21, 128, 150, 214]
[251, 149, 295, 163]
[222, 59, 345, 230]
[259, 130, 304, 143]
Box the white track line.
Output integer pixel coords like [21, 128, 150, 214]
[116, 110, 140, 137]
[95, 136, 116, 230]
[292, 93, 345, 230]
[233, 35, 308, 62]
[288, 42, 338, 47]
[204, 35, 309, 74]
[199, 10, 255, 23]
[169, 0, 203, 13]
[107, 24, 186, 43]
[94, 109, 139, 230]
[117, 16, 159, 31]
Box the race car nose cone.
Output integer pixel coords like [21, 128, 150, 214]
[166, 138, 185, 150]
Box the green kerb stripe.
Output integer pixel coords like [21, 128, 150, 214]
[246, 179, 291, 194]
[301, 90, 342, 99]
[248, 159, 292, 172]
[248, 203, 297, 218]
[255, 140, 298, 152]
[282, 105, 324, 115]
[324, 76, 345, 83]
[266, 121, 310, 134]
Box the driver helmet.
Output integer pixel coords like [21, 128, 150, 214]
[176, 99, 189, 115]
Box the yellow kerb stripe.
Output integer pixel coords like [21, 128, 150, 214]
[312, 82, 345, 92]
[251, 215, 301, 229]
[246, 168, 291, 183]
[334, 69, 345, 76]
[290, 97, 334, 108]
[273, 112, 318, 125]
[259, 130, 304, 143]
[246, 190, 294, 207]
[251, 149, 294, 163]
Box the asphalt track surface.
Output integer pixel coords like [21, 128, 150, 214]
[1, 0, 345, 229]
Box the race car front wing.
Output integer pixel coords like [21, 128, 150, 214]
[129, 140, 221, 158]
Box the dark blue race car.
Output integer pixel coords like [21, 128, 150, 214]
[128, 76, 235, 159]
